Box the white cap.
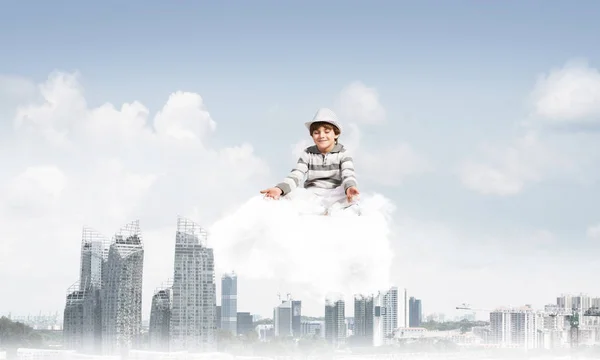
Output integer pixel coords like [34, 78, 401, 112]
[304, 108, 343, 134]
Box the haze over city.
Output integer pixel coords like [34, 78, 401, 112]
[2, 0, 600, 358]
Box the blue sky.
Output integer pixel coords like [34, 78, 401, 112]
[2, 1, 600, 319]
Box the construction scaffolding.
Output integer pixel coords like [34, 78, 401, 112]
[63, 281, 86, 351]
[101, 220, 144, 356]
[63, 227, 108, 354]
[169, 216, 216, 352]
[79, 227, 110, 291]
[149, 281, 173, 352]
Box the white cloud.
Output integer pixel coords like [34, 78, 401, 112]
[0, 71, 273, 317]
[0, 72, 418, 319]
[530, 59, 600, 125]
[458, 132, 572, 196]
[336, 81, 386, 124]
[358, 143, 432, 186]
[3, 165, 68, 217]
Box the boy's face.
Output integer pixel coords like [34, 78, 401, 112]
[311, 125, 339, 152]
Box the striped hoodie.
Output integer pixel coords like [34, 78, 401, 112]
[276, 143, 357, 196]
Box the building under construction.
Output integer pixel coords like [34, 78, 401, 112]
[63, 227, 108, 354]
[149, 281, 173, 351]
[169, 216, 217, 352]
[101, 220, 145, 356]
[63, 221, 144, 356]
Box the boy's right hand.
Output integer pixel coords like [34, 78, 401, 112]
[260, 187, 283, 199]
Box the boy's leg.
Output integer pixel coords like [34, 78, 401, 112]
[325, 186, 361, 215]
[297, 187, 328, 215]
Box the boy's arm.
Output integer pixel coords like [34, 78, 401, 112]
[340, 149, 358, 192]
[275, 150, 309, 196]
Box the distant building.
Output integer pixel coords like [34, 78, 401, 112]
[101, 221, 145, 356]
[236, 312, 254, 336]
[221, 273, 238, 336]
[292, 300, 302, 337]
[409, 297, 422, 327]
[149, 286, 172, 351]
[353, 294, 374, 344]
[373, 286, 398, 346]
[169, 217, 217, 351]
[274, 300, 293, 337]
[301, 321, 324, 337]
[490, 306, 544, 349]
[63, 227, 108, 354]
[216, 306, 221, 329]
[325, 298, 346, 346]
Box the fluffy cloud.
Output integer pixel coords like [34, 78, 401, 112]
[459, 60, 600, 196]
[336, 81, 386, 124]
[0, 71, 272, 316]
[0, 71, 425, 319]
[458, 132, 571, 195]
[530, 59, 600, 126]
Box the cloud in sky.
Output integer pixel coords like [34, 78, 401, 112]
[2, 61, 599, 320]
[0, 71, 433, 318]
[459, 59, 600, 196]
[336, 81, 386, 125]
[530, 59, 600, 126]
[458, 132, 565, 196]
[0, 71, 274, 317]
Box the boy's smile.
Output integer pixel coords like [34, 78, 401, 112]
[312, 126, 338, 153]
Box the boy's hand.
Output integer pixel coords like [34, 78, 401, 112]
[260, 187, 283, 199]
[346, 186, 360, 202]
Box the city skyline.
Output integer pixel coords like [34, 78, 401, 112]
[3, 1, 600, 323]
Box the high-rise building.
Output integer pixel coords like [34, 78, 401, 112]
[63, 227, 108, 354]
[324, 298, 345, 346]
[170, 217, 217, 351]
[101, 220, 144, 356]
[149, 285, 172, 351]
[353, 294, 374, 344]
[221, 272, 238, 336]
[409, 297, 422, 327]
[274, 300, 293, 337]
[490, 306, 544, 349]
[373, 286, 398, 346]
[292, 300, 302, 337]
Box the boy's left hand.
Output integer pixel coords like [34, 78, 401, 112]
[346, 186, 360, 202]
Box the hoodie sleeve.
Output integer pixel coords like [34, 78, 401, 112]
[340, 148, 357, 191]
[275, 150, 310, 196]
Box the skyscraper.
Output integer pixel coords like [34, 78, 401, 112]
[221, 272, 238, 336]
[373, 286, 398, 346]
[354, 294, 374, 344]
[325, 298, 345, 346]
[409, 297, 422, 327]
[274, 300, 293, 337]
[170, 217, 217, 351]
[101, 220, 144, 356]
[291, 300, 302, 337]
[63, 227, 108, 354]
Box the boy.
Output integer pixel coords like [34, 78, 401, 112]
[260, 108, 360, 214]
